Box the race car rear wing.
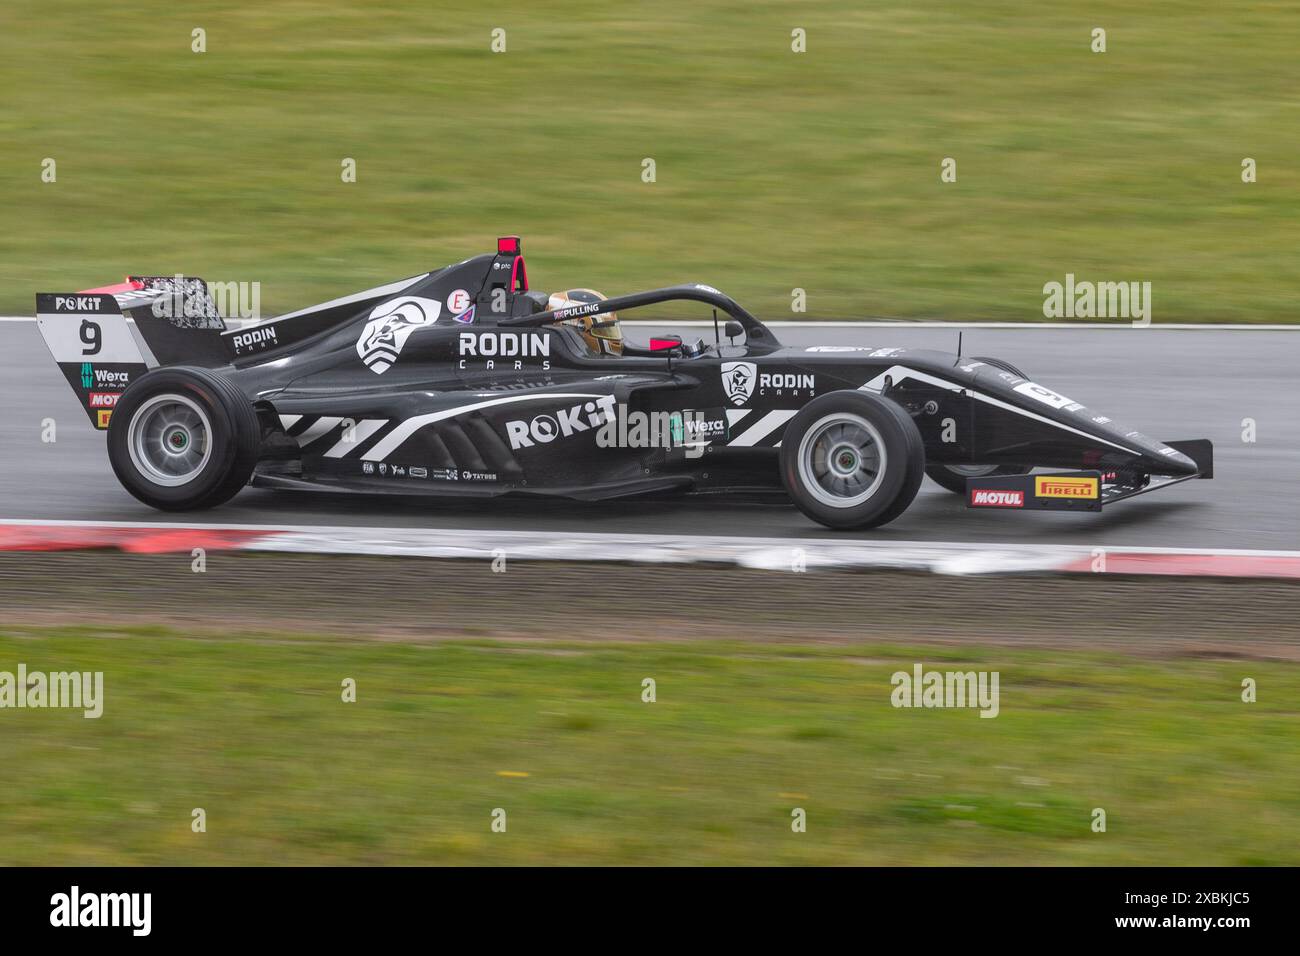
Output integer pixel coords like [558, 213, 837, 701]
[35, 277, 228, 429]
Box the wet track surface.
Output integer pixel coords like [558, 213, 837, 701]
[2, 320, 1296, 549]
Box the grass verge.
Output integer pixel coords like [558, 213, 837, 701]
[2, 626, 1296, 865]
[2, 2, 1298, 320]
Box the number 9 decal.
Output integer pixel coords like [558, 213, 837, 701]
[80, 319, 102, 356]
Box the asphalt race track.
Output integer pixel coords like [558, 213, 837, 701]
[2, 320, 1295, 550]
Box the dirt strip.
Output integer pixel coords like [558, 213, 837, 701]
[2, 551, 1297, 659]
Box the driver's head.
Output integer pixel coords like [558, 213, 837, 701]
[547, 288, 623, 356]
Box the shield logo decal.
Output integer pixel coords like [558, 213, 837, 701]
[720, 361, 757, 406]
[356, 297, 442, 374]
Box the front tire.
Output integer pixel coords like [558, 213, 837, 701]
[107, 366, 260, 511]
[779, 390, 925, 530]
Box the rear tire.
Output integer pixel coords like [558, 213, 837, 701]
[924, 355, 1032, 495]
[779, 390, 925, 530]
[107, 366, 260, 511]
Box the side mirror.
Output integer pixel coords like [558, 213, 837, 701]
[724, 320, 743, 342]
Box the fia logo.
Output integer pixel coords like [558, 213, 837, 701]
[356, 297, 442, 374]
[720, 362, 756, 406]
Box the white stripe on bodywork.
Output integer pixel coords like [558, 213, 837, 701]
[220, 274, 429, 338]
[278, 414, 303, 431]
[323, 419, 388, 458]
[728, 410, 797, 447]
[726, 409, 752, 429]
[858, 365, 1143, 456]
[293, 416, 344, 446]
[362, 393, 605, 462]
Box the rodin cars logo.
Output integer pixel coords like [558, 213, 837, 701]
[231, 326, 278, 353]
[720, 362, 756, 406]
[457, 331, 550, 358]
[356, 297, 442, 374]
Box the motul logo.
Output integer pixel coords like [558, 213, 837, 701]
[970, 489, 1024, 507]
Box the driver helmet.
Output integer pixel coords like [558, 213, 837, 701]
[547, 288, 623, 356]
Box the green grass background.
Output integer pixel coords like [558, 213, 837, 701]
[1, 2, 1297, 320]
[2, 628, 1297, 865]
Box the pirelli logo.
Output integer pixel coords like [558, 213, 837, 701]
[1035, 475, 1099, 499]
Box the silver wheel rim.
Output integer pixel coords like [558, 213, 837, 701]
[126, 393, 213, 487]
[796, 413, 887, 508]
[943, 463, 1002, 478]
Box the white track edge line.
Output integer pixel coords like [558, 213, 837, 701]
[0, 518, 1296, 559]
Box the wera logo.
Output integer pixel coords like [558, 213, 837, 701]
[891, 663, 999, 718]
[80, 363, 92, 388]
[50, 886, 151, 936]
[593, 403, 727, 460]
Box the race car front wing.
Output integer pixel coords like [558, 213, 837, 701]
[964, 439, 1213, 512]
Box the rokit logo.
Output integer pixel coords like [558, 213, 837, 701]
[356, 297, 442, 374]
[232, 326, 278, 354]
[970, 489, 1025, 507]
[53, 296, 103, 312]
[459, 331, 551, 370]
[506, 395, 617, 449]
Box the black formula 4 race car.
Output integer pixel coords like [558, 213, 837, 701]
[37, 237, 1212, 530]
